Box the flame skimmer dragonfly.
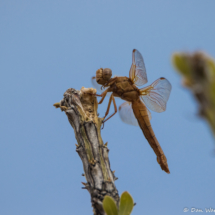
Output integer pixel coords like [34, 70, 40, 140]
[92, 49, 172, 173]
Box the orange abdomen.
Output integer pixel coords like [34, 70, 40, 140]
[132, 98, 170, 173]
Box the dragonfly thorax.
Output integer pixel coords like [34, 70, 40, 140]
[110, 77, 140, 102]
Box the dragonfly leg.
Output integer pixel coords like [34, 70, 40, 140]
[103, 94, 113, 119]
[103, 94, 117, 123]
[98, 88, 109, 104]
[101, 94, 113, 130]
[86, 93, 102, 97]
[101, 121, 105, 129]
[93, 93, 103, 97]
[86, 87, 109, 101]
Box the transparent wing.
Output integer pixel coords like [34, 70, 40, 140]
[140, 77, 172, 112]
[91, 76, 105, 94]
[129, 49, 148, 86]
[119, 102, 139, 126]
[119, 101, 151, 126]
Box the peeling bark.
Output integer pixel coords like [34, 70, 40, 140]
[54, 87, 119, 215]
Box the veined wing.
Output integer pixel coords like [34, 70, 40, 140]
[140, 77, 172, 112]
[129, 49, 148, 86]
[119, 101, 151, 126]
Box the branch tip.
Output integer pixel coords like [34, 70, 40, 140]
[53, 102, 61, 108]
[60, 106, 68, 111]
[81, 182, 88, 186]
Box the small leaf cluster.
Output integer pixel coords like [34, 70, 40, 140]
[172, 52, 215, 137]
[103, 191, 134, 215]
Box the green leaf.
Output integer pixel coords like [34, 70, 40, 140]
[207, 57, 215, 76]
[118, 191, 134, 215]
[172, 53, 190, 77]
[103, 195, 118, 215]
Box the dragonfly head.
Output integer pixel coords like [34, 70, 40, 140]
[96, 68, 112, 85]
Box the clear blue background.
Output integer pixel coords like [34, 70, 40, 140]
[0, 1, 214, 214]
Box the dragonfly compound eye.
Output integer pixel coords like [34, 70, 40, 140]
[96, 68, 112, 85]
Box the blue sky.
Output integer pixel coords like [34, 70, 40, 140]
[0, 1, 215, 214]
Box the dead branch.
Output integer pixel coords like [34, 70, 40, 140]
[53, 87, 119, 215]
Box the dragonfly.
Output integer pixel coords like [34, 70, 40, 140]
[91, 49, 172, 173]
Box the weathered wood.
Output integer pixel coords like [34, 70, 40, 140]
[54, 87, 119, 215]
